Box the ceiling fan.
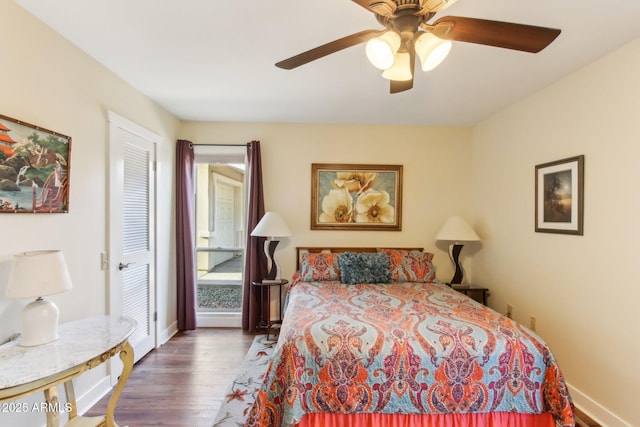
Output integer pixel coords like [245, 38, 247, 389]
[275, 0, 561, 94]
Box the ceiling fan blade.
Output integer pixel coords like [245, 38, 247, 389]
[390, 48, 415, 94]
[390, 78, 413, 93]
[432, 16, 561, 53]
[276, 30, 383, 70]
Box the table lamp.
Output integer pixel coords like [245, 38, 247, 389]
[250, 212, 292, 283]
[5, 250, 73, 346]
[435, 216, 480, 287]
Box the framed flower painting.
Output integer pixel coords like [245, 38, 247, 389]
[311, 163, 403, 231]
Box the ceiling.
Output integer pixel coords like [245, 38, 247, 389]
[12, 0, 640, 126]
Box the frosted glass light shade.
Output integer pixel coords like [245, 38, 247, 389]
[415, 33, 452, 71]
[366, 31, 401, 70]
[435, 216, 480, 242]
[251, 212, 292, 238]
[382, 52, 413, 81]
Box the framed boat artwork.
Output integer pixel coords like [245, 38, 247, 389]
[0, 114, 71, 213]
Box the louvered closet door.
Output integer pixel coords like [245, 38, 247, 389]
[108, 112, 157, 365]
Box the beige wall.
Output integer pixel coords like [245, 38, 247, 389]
[0, 2, 179, 425]
[180, 122, 473, 281]
[471, 38, 640, 426]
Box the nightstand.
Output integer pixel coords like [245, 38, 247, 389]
[252, 279, 288, 337]
[451, 285, 490, 306]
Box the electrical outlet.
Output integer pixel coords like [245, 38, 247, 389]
[506, 304, 513, 319]
[530, 316, 537, 331]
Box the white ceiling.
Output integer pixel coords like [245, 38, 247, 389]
[12, 0, 640, 126]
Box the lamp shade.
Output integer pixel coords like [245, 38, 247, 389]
[250, 212, 292, 238]
[414, 33, 452, 72]
[382, 52, 413, 81]
[6, 250, 73, 299]
[435, 216, 480, 242]
[365, 31, 401, 70]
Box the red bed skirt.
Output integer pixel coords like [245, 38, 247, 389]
[295, 412, 556, 427]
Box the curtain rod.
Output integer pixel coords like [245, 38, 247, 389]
[190, 143, 249, 147]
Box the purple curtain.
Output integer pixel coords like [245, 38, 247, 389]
[242, 140, 267, 331]
[176, 140, 197, 330]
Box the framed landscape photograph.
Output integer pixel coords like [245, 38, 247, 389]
[535, 155, 584, 235]
[311, 163, 402, 231]
[0, 114, 71, 213]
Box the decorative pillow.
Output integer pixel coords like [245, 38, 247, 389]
[338, 252, 391, 284]
[377, 249, 436, 283]
[300, 252, 341, 282]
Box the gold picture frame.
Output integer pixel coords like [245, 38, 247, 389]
[0, 114, 71, 213]
[311, 163, 402, 231]
[535, 155, 584, 235]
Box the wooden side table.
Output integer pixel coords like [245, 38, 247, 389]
[452, 285, 490, 306]
[252, 279, 288, 337]
[0, 315, 136, 427]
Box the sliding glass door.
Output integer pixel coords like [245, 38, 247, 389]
[194, 146, 246, 327]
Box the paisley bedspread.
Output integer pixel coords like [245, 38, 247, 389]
[246, 280, 575, 427]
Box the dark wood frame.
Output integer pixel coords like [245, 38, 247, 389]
[311, 163, 403, 231]
[0, 114, 71, 213]
[535, 155, 584, 235]
[296, 246, 422, 270]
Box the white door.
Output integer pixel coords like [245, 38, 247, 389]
[210, 173, 237, 266]
[108, 111, 158, 366]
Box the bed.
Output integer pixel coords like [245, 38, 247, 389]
[246, 247, 575, 427]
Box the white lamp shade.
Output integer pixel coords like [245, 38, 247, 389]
[366, 31, 401, 70]
[415, 33, 452, 72]
[435, 216, 480, 242]
[6, 250, 73, 299]
[250, 212, 292, 238]
[382, 52, 413, 81]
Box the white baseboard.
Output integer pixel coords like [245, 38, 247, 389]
[197, 312, 241, 328]
[158, 320, 178, 346]
[76, 375, 112, 416]
[568, 382, 631, 427]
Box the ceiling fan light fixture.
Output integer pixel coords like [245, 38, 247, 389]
[365, 30, 401, 70]
[415, 32, 452, 71]
[382, 52, 412, 81]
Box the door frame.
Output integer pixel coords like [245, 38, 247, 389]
[107, 111, 159, 370]
[193, 146, 246, 328]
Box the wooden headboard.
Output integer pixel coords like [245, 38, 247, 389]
[296, 246, 423, 270]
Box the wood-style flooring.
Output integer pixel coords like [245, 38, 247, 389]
[85, 327, 599, 427]
[85, 328, 256, 427]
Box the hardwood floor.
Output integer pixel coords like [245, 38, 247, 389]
[85, 327, 599, 427]
[85, 328, 256, 427]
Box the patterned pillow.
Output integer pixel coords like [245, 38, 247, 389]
[377, 249, 436, 283]
[338, 252, 391, 284]
[300, 252, 341, 282]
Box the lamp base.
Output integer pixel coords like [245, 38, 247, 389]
[19, 297, 60, 347]
[448, 243, 464, 285]
[264, 239, 282, 281]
